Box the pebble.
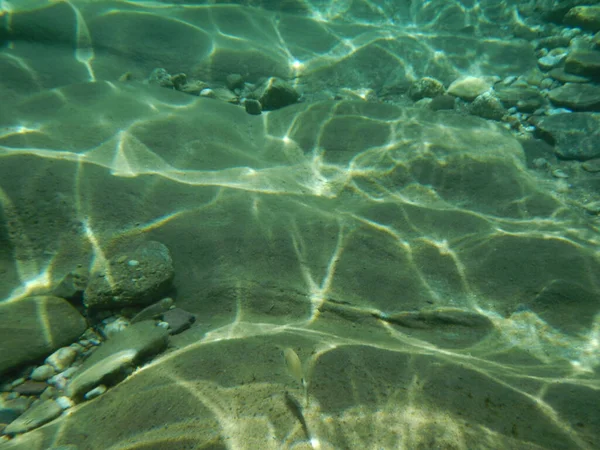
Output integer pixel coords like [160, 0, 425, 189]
[84, 385, 107, 400]
[551, 169, 569, 178]
[30, 364, 56, 381]
[46, 347, 77, 371]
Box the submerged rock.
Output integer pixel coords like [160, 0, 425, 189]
[84, 241, 174, 310]
[0, 296, 87, 376]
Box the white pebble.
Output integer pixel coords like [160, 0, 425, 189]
[84, 385, 107, 400]
[55, 396, 74, 410]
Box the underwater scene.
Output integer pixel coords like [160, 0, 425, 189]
[1, 0, 600, 449]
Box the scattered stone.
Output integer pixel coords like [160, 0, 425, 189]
[536, 35, 573, 50]
[244, 98, 262, 115]
[209, 87, 238, 104]
[83, 384, 107, 400]
[0, 296, 87, 376]
[469, 91, 507, 120]
[3, 399, 63, 435]
[447, 76, 492, 101]
[162, 308, 196, 335]
[551, 168, 569, 178]
[538, 49, 568, 71]
[226, 73, 244, 91]
[409, 77, 445, 101]
[83, 241, 175, 310]
[101, 317, 131, 339]
[12, 381, 48, 396]
[148, 68, 173, 88]
[429, 94, 455, 111]
[548, 67, 590, 83]
[170, 73, 187, 90]
[564, 6, 600, 33]
[131, 297, 174, 323]
[30, 365, 55, 381]
[494, 85, 546, 113]
[66, 321, 169, 401]
[255, 77, 300, 110]
[564, 50, 600, 79]
[582, 159, 600, 172]
[179, 80, 209, 95]
[548, 83, 600, 111]
[531, 112, 600, 160]
[46, 347, 77, 372]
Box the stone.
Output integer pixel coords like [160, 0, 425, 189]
[582, 159, 600, 172]
[584, 201, 600, 214]
[564, 50, 600, 79]
[564, 6, 600, 32]
[131, 297, 174, 323]
[255, 77, 300, 110]
[162, 308, 196, 335]
[30, 365, 55, 381]
[494, 85, 545, 113]
[409, 77, 445, 101]
[66, 321, 169, 400]
[147, 68, 173, 88]
[447, 76, 492, 101]
[0, 296, 87, 376]
[548, 83, 600, 111]
[531, 112, 600, 160]
[226, 73, 244, 91]
[12, 381, 48, 396]
[429, 94, 455, 111]
[83, 241, 175, 310]
[548, 67, 590, 83]
[3, 399, 62, 435]
[469, 91, 507, 120]
[46, 347, 77, 372]
[244, 98, 262, 115]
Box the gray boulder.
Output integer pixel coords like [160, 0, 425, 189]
[0, 296, 87, 376]
[84, 241, 174, 310]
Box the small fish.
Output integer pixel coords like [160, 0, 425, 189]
[283, 347, 304, 386]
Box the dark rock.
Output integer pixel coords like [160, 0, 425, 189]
[564, 50, 600, 79]
[548, 83, 600, 111]
[244, 98, 262, 115]
[162, 308, 196, 335]
[255, 77, 300, 110]
[0, 296, 87, 376]
[495, 85, 546, 113]
[12, 380, 48, 396]
[84, 241, 175, 310]
[0, 408, 22, 425]
[531, 112, 600, 160]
